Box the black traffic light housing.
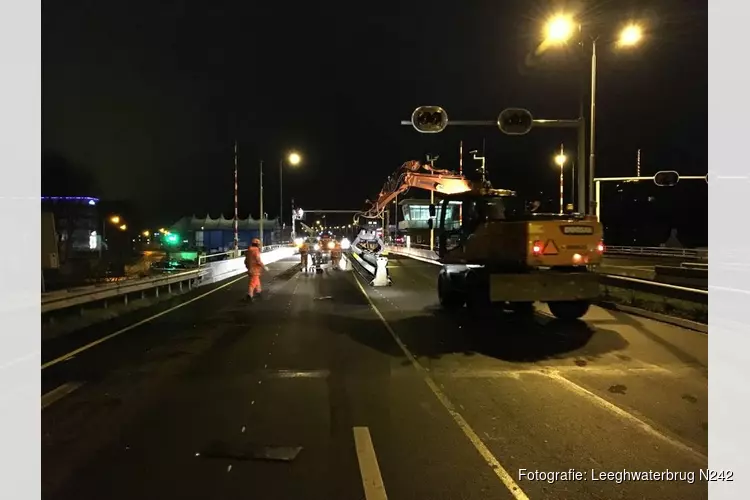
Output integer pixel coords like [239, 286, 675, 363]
[411, 106, 448, 134]
[497, 108, 534, 135]
[653, 171, 680, 187]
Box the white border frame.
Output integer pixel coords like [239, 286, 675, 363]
[0, 0, 42, 497]
[709, 2, 747, 498]
[0, 1, 732, 498]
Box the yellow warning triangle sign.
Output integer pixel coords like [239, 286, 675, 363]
[543, 239, 559, 255]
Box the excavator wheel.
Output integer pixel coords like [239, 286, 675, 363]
[438, 276, 465, 310]
[547, 300, 590, 321]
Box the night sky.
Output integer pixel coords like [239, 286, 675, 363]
[42, 0, 707, 244]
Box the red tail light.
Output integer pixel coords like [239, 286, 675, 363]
[597, 241, 604, 253]
[532, 240, 543, 255]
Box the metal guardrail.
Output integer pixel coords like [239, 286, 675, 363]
[43, 243, 295, 314]
[599, 274, 708, 304]
[394, 242, 708, 261]
[385, 245, 708, 304]
[42, 269, 201, 314]
[603, 245, 708, 260]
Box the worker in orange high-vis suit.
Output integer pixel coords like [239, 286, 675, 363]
[299, 240, 310, 273]
[245, 238, 268, 301]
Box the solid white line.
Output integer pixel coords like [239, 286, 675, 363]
[41, 382, 83, 410]
[547, 372, 707, 463]
[41, 274, 247, 370]
[351, 273, 530, 500]
[353, 426, 388, 500]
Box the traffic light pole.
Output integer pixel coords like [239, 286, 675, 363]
[402, 118, 586, 212]
[404, 107, 588, 213]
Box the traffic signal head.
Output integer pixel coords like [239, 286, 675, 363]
[497, 108, 534, 135]
[411, 106, 448, 134]
[653, 171, 680, 187]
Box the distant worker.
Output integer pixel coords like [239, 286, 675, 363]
[299, 240, 310, 273]
[245, 238, 268, 301]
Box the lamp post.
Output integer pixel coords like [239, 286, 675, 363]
[542, 15, 644, 217]
[259, 160, 264, 245]
[279, 152, 301, 241]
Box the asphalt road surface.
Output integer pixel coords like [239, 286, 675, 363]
[42, 255, 708, 500]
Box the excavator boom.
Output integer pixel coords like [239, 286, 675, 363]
[359, 160, 477, 219]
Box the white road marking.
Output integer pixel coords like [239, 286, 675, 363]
[547, 371, 707, 463]
[351, 273, 529, 500]
[41, 274, 250, 370]
[601, 264, 654, 271]
[353, 426, 388, 500]
[425, 364, 690, 379]
[41, 382, 83, 410]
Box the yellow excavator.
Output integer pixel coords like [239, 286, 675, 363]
[359, 160, 604, 320]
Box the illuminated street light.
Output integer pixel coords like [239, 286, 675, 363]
[541, 13, 647, 218]
[618, 24, 643, 47]
[544, 15, 575, 44]
[555, 153, 567, 167]
[110, 215, 121, 224]
[119, 224, 127, 231]
[279, 151, 303, 234]
[142, 230, 150, 237]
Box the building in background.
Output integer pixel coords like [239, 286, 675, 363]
[168, 215, 282, 252]
[41, 196, 100, 260]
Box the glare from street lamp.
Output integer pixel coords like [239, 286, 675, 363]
[288, 152, 301, 165]
[110, 215, 121, 224]
[545, 15, 575, 44]
[143, 230, 150, 237]
[119, 224, 127, 231]
[618, 24, 643, 47]
[555, 153, 567, 167]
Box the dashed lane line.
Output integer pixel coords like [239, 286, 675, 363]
[353, 426, 389, 500]
[41, 382, 83, 410]
[351, 272, 530, 500]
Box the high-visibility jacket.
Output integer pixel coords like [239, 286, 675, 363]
[245, 246, 264, 275]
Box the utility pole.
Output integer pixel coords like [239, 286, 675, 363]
[459, 140, 463, 224]
[233, 141, 239, 256]
[558, 143, 565, 214]
[427, 154, 439, 251]
[279, 159, 283, 241]
[259, 160, 264, 245]
[636, 149, 641, 177]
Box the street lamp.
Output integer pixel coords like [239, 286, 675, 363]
[279, 151, 302, 237]
[110, 215, 121, 224]
[542, 14, 645, 218]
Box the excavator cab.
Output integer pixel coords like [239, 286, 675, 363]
[435, 191, 527, 259]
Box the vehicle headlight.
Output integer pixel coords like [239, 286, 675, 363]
[341, 238, 351, 250]
[327, 241, 335, 250]
[294, 237, 304, 247]
[314, 243, 320, 251]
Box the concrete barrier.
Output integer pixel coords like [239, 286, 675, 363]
[197, 246, 298, 286]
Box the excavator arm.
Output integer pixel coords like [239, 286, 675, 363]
[299, 222, 317, 237]
[358, 160, 477, 219]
